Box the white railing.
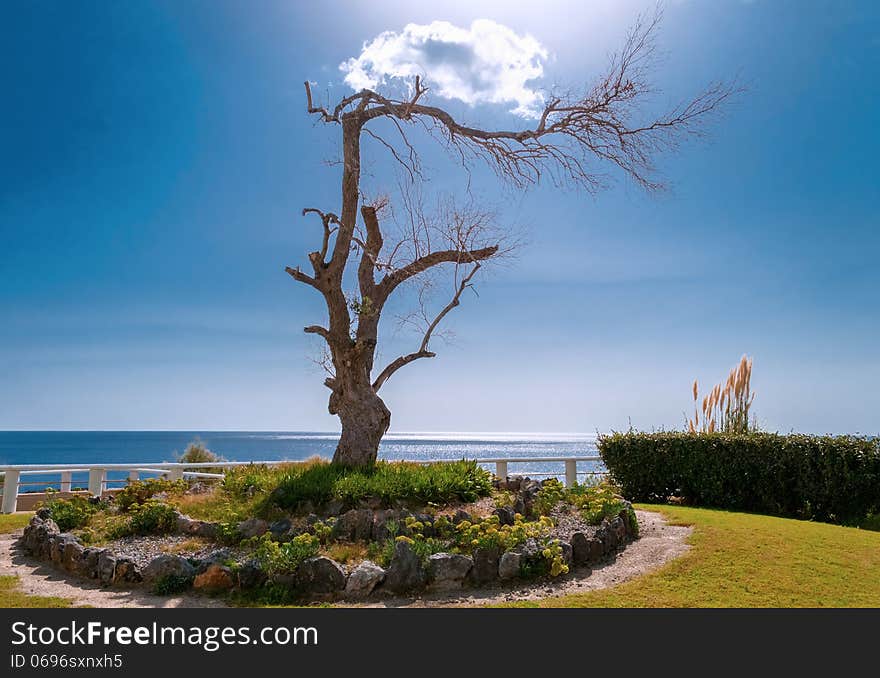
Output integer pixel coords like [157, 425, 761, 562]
[0, 457, 605, 513]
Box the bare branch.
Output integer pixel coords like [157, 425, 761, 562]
[304, 325, 331, 342]
[373, 263, 481, 391]
[302, 207, 340, 265]
[378, 245, 497, 300]
[285, 265, 319, 290]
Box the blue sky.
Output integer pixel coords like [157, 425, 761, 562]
[1, 0, 878, 434]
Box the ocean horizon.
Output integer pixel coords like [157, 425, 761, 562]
[0, 430, 604, 491]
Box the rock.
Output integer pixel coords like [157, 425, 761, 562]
[238, 560, 267, 589]
[61, 541, 84, 572]
[332, 509, 374, 542]
[558, 540, 573, 566]
[427, 553, 473, 590]
[97, 550, 117, 585]
[305, 513, 319, 525]
[384, 540, 427, 593]
[142, 554, 196, 583]
[176, 515, 218, 539]
[113, 558, 142, 584]
[505, 476, 523, 492]
[269, 519, 293, 539]
[77, 548, 105, 579]
[498, 551, 522, 580]
[513, 497, 526, 516]
[193, 564, 234, 592]
[295, 556, 346, 594]
[36, 507, 52, 520]
[50, 534, 76, 564]
[237, 518, 269, 539]
[493, 506, 516, 526]
[322, 500, 345, 518]
[594, 526, 613, 555]
[452, 509, 472, 524]
[570, 532, 593, 566]
[345, 560, 386, 597]
[610, 516, 627, 543]
[470, 547, 501, 584]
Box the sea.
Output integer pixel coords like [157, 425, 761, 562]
[0, 431, 604, 492]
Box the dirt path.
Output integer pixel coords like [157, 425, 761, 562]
[1, 510, 690, 608]
[342, 510, 692, 607]
[0, 531, 224, 608]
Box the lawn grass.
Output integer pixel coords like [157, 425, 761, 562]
[0, 512, 72, 608]
[507, 504, 880, 608]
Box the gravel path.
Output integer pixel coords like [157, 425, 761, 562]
[0, 510, 690, 608]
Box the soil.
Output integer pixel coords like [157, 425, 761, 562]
[1, 510, 690, 608]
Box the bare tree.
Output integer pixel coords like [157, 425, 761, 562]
[286, 12, 736, 467]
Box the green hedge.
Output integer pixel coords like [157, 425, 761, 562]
[598, 432, 880, 524]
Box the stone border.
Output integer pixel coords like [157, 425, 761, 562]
[18, 480, 638, 601]
[19, 511, 636, 601]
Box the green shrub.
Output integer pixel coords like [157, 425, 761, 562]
[599, 431, 880, 524]
[119, 500, 179, 536]
[261, 459, 492, 512]
[43, 494, 99, 531]
[251, 533, 320, 575]
[117, 478, 186, 513]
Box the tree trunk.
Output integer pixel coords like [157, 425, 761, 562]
[330, 386, 391, 467]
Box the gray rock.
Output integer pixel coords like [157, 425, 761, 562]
[142, 554, 196, 583]
[610, 516, 626, 543]
[384, 540, 427, 593]
[36, 507, 52, 520]
[345, 560, 386, 597]
[97, 550, 117, 585]
[332, 509, 374, 542]
[570, 532, 589, 565]
[452, 509, 472, 524]
[269, 519, 293, 539]
[113, 558, 142, 584]
[498, 551, 522, 580]
[50, 534, 76, 564]
[238, 560, 267, 589]
[77, 548, 105, 579]
[427, 553, 473, 589]
[237, 518, 269, 539]
[558, 540, 573, 566]
[470, 546, 501, 584]
[61, 540, 84, 572]
[322, 500, 345, 517]
[513, 497, 526, 516]
[295, 556, 346, 594]
[176, 514, 218, 539]
[493, 506, 516, 526]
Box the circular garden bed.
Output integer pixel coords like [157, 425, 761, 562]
[18, 460, 639, 603]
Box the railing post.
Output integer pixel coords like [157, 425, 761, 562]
[60, 471, 72, 493]
[88, 468, 105, 497]
[1, 470, 20, 514]
[495, 461, 508, 482]
[128, 470, 139, 483]
[565, 459, 577, 488]
[169, 467, 184, 481]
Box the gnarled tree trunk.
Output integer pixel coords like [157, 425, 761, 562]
[329, 381, 391, 466]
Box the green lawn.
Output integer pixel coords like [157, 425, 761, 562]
[508, 504, 880, 607]
[0, 512, 72, 608]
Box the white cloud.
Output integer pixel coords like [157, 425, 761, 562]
[340, 20, 549, 118]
